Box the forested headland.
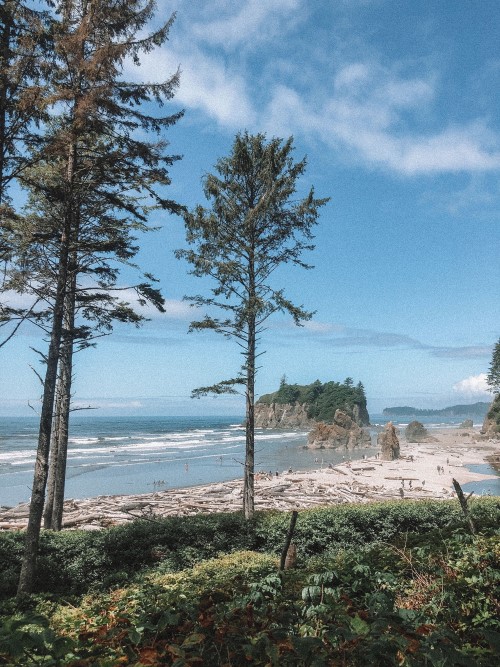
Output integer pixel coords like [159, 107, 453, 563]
[258, 378, 370, 424]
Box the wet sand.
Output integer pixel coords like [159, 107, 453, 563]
[0, 427, 498, 530]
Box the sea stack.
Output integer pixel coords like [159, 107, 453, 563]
[378, 422, 400, 460]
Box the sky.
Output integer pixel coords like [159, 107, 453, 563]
[1, 0, 499, 418]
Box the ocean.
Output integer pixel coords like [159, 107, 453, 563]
[0, 414, 497, 508]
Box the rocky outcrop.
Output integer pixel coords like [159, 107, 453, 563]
[405, 420, 429, 442]
[254, 402, 314, 429]
[459, 419, 473, 429]
[307, 410, 371, 450]
[255, 400, 369, 429]
[378, 422, 400, 460]
[481, 395, 500, 436]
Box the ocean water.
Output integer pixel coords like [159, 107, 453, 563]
[0, 415, 380, 507]
[1, 414, 497, 508]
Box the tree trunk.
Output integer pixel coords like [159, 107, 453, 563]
[16, 249, 69, 596]
[243, 254, 256, 519]
[17, 142, 76, 598]
[44, 269, 76, 530]
[0, 1, 13, 202]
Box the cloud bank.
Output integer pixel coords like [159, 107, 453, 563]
[141, 1, 500, 177]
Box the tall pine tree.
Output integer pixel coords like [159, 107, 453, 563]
[178, 133, 328, 518]
[16, 0, 182, 596]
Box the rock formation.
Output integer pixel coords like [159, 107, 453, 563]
[255, 379, 370, 429]
[254, 402, 314, 429]
[405, 420, 429, 442]
[481, 394, 500, 437]
[378, 422, 400, 460]
[307, 410, 371, 450]
[459, 419, 473, 429]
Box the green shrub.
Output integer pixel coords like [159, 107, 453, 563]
[1, 498, 498, 599]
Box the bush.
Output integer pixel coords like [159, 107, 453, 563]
[1, 498, 499, 599]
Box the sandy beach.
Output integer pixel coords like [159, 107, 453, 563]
[1, 427, 498, 531]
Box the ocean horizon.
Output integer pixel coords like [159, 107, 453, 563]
[1, 414, 497, 507]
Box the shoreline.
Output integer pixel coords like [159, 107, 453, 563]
[0, 427, 498, 531]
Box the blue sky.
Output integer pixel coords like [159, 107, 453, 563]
[1, 0, 499, 417]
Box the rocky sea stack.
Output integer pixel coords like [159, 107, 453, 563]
[307, 410, 372, 450]
[405, 420, 429, 442]
[377, 422, 400, 460]
[255, 378, 370, 429]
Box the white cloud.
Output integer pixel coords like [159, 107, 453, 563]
[128, 6, 500, 177]
[452, 373, 490, 396]
[124, 45, 255, 129]
[265, 66, 500, 175]
[191, 0, 302, 49]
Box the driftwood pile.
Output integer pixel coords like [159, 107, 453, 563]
[0, 464, 452, 531]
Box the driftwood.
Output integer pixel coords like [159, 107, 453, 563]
[452, 478, 476, 535]
[280, 510, 299, 571]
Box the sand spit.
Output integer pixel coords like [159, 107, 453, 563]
[0, 428, 498, 531]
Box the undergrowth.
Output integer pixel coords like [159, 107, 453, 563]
[0, 498, 499, 665]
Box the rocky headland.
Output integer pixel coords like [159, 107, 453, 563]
[255, 378, 370, 430]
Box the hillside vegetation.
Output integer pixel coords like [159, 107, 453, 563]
[1, 498, 499, 665]
[258, 379, 369, 424]
[383, 402, 490, 418]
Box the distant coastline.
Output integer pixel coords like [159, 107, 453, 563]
[383, 402, 490, 418]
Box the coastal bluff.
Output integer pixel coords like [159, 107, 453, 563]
[255, 378, 370, 430]
[254, 401, 313, 428]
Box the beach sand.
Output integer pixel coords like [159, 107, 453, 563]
[1, 427, 498, 530]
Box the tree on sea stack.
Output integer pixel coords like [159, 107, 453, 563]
[177, 132, 328, 518]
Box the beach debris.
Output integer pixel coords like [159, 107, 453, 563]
[378, 422, 400, 460]
[280, 510, 299, 571]
[452, 478, 476, 535]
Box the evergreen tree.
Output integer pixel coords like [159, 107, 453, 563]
[16, 0, 182, 597]
[178, 132, 328, 518]
[0, 0, 51, 340]
[487, 337, 500, 394]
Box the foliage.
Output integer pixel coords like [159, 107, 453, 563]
[383, 403, 491, 417]
[1, 498, 499, 600]
[258, 378, 369, 423]
[1, 529, 499, 666]
[487, 338, 500, 394]
[486, 394, 500, 431]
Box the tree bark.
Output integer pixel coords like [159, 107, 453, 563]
[243, 246, 256, 519]
[452, 478, 476, 535]
[44, 269, 75, 530]
[280, 510, 298, 571]
[243, 321, 256, 519]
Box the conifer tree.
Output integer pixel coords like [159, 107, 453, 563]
[178, 132, 328, 518]
[0, 0, 51, 339]
[487, 337, 500, 394]
[16, 0, 182, 596]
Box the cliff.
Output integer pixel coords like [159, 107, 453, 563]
[254, 402, 313, 429]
